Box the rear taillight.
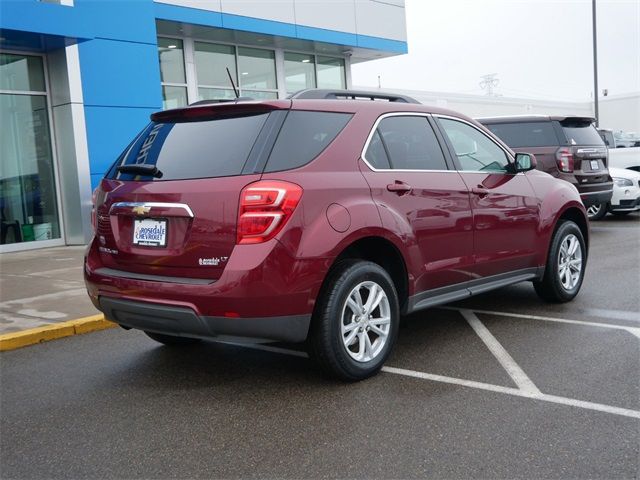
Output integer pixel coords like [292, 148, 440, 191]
[91, 187, 98, 233]
[237, 180, 303, 245]
[555, 147, 574, 173]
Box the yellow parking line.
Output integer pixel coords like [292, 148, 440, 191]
[0, 314, 116, 351]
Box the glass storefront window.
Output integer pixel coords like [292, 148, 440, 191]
[242, 90, 278, 100]
[238, 47, 277, 90]
[195, 42, 237, 87]
[1, 93, 60, 245]
[198, 87, 237, 101]
[317, 56, 346, 89]
[284, 53, 316, 93]
[158, 38, 186, 84]
[161, 86, 187, 109]
[0, 54, 46, 92]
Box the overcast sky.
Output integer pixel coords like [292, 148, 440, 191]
[352, 0, 640, 101]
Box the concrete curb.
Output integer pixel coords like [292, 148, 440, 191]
[0, 314, 116, 351]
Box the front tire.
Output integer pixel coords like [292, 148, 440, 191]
[534, 220, 586, 303]
[309, 260, 399, 381]
[587, 203, 607, 220]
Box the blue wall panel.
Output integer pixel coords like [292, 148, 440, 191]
[84, 106, 156, 187]
[78, 39, 162, 108]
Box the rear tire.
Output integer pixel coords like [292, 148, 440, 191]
[309, 260, 399, 381]
[145, 331, 201, 345]
[533, 220, 586, 303]
[587, 203, 607, 220]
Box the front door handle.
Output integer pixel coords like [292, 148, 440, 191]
[471, 186, 489, 198]
[387, 181, 412, 195]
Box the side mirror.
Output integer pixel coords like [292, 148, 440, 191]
[514, 152, 537, 172]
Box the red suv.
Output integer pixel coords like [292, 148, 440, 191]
[85, 89, 589, 381]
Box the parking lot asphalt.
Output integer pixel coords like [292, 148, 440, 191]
[1, 213, 639, 479]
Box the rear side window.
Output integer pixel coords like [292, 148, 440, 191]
[367, 116, 448, 170]
[365, 130, 391, 169]
[112, 113, 270, 181]
[560, 120, 604, 146]
[264, 111, 352, 172]
[484, 121, 558, 148]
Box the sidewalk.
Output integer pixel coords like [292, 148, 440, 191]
[0, 246, 100, 335]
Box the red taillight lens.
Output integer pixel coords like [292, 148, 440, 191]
[555, 147, 574, 173]
[237, 180, 302, 244]
[91, 187, 98, 233]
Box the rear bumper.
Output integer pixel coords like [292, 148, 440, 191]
[85, 237, 329, 342]
[100, 297, 310, 342]
[579, 187, 613, 207]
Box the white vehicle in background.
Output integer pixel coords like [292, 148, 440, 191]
[587, 167, 640, 220]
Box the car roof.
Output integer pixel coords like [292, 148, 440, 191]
[477, 114, 596, 124]
[153, 96, 480, 126]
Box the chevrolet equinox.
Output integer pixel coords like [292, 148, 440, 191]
[85, 89, 589, 381]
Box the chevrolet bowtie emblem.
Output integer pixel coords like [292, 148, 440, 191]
[132, 205, 151, 215]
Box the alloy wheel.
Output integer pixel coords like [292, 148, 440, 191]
[340, 281, 391, 363]
[557, 233, 582, 290]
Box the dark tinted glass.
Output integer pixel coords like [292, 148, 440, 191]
[112, 113, 269, 181]
[484, 121, 558, 148]
[377, 116, 447, 170]
[265, 111, 351, 172]
[561, 122, 604, 146]
[364, 130, 391, 169]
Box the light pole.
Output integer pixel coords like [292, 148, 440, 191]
[592, 0, 599, 126]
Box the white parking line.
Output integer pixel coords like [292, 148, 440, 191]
[579, 308, 640, 323]
[442, 307, 640, 339]
[460, 309, 541, 395]
[220, 341, 640, 420]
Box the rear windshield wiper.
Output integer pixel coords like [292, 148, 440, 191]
[117, 164, 163, 178]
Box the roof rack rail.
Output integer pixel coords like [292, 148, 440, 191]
[289, 89, 420, 104]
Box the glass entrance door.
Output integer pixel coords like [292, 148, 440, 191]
[1, 53, 61, 248]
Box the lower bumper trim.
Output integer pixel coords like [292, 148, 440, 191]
[99, 297, 311, 343]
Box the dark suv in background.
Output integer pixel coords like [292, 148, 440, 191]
[85, 91, 589, 381]
[478, 116, 613, 209]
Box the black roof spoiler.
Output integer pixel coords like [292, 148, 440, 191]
[290, 89, 420, 104]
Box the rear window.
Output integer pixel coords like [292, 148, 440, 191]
[484, 122, 558, 148]
[111, 113, 270, 181]
[561, 121, 604, 146]
[264, 111, 352, 172]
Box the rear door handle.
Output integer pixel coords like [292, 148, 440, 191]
[387, 181, 412, 195]
[471, 186, 489, 198]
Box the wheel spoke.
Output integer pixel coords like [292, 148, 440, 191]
[363, 284, 379, 314]
[344, 328, 359, 347]
[346, 297, 360, 315]
[342, 321, 359, 333]
[353, 289, 364, 310]
[370, 316, 390, 326]
[363, 333, 373, 360]
[357, 332, 366, 360]
[369, 323, 387, 337]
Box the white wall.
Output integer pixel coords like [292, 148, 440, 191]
[599, 94, 640, 133]
[155, 0, 407, 41]
[354, 87, 639, 133]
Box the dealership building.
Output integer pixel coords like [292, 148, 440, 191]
[0, 0, 408, 252]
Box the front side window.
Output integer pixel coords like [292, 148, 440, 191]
[367, 116, 448, 170]
[439, 118, 510, 172]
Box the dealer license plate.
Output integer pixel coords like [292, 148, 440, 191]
[133, 218, 167, 247]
